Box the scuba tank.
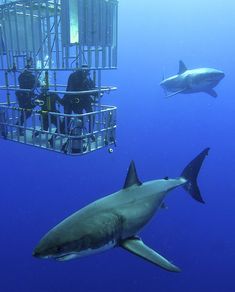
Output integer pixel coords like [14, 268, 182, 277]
[62, 118, 85, 154]
[70, 118, 84, 153]
[0, 109, 7, 139]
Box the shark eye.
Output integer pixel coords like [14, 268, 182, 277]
[55, 246, 63, 253]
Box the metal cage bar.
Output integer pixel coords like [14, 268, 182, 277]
[0, 0, 118, 156]
[29, 0, 36, 68]
[0, 0, 118, 71]
[0, 103, 117, 155]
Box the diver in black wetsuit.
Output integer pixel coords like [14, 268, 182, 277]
[61, 67, 97, 134]
[15, 70, 39, 134]
[60, 68, 97, 153]
[36, 91, 62, 132]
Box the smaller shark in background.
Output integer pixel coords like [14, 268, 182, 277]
[160, 61, 225, 98]
[33, 148, 210, 272]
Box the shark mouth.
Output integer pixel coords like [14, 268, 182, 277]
[55, 253, 78, 261]
[206, 78, 218, 82]
[54, 241, 117, 262]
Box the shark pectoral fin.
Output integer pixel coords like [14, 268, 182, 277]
[205, 89, 218, 98]
[165, 89, 186, 98]
[120, 237, 181, 272]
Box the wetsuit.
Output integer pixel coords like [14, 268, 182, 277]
[16, 70, 39, 131]
[37, 92, 62, 132]
[61, 70, 96, 133]
[15, 91, 35, 126]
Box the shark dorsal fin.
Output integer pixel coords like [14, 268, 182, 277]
[123, 161, 142, 189]
[178, 60, 187, 74]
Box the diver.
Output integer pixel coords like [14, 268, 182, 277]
[62, 66, 96, 132]
[15, 69, 39, 135]
[61, 66, 97, 153]
[34, 88, 63, 147]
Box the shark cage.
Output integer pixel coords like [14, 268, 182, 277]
[0, 0, 118, 155]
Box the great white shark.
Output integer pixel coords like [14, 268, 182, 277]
[33, 148, 210, 272]
[160, 61, 225, 98]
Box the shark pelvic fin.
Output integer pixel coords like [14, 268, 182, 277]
[205, 89, 218, 98]
[178, 60, 187, 74]
[120, 237, 181, 272]
[181, 148, 210, 204]
[123, 161, 142, 189]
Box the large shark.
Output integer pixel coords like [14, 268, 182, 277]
[160, 61, 225, 98]
[33, 148, 210, 272]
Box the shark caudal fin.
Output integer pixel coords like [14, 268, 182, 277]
[181, 148, 210, 204]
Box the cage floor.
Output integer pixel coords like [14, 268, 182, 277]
[5, 127, 105, 155]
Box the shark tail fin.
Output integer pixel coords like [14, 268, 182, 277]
[181, 148, 210, 204]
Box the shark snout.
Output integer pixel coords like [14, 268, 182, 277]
[203, 70, 225, 89]
[33, 248, 51, 259]
[32, 250, 41, 258]
[217, 71, 225, 80]
[33, 240, 53, 259]
[212, 70, 225, 81]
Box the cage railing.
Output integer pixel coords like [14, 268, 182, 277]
[0, 85, 117, 95]
[0, 103, 117, 155]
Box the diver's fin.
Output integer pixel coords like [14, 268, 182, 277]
[165, 89, 186, 98]
[181, 148, 210, 204]
[205, 89, 218, 98]
[123, 161, 142, 189]
[120, 237, 181, 272]
[178, 60, 187, 74]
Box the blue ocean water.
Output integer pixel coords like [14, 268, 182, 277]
[1, 0, 235, 291]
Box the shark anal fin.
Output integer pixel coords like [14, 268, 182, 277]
[205, 89, 218, 98]
[178, 60, 187, 74]
[123, 161, 142, 189]
[120, 237, 181, 272]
